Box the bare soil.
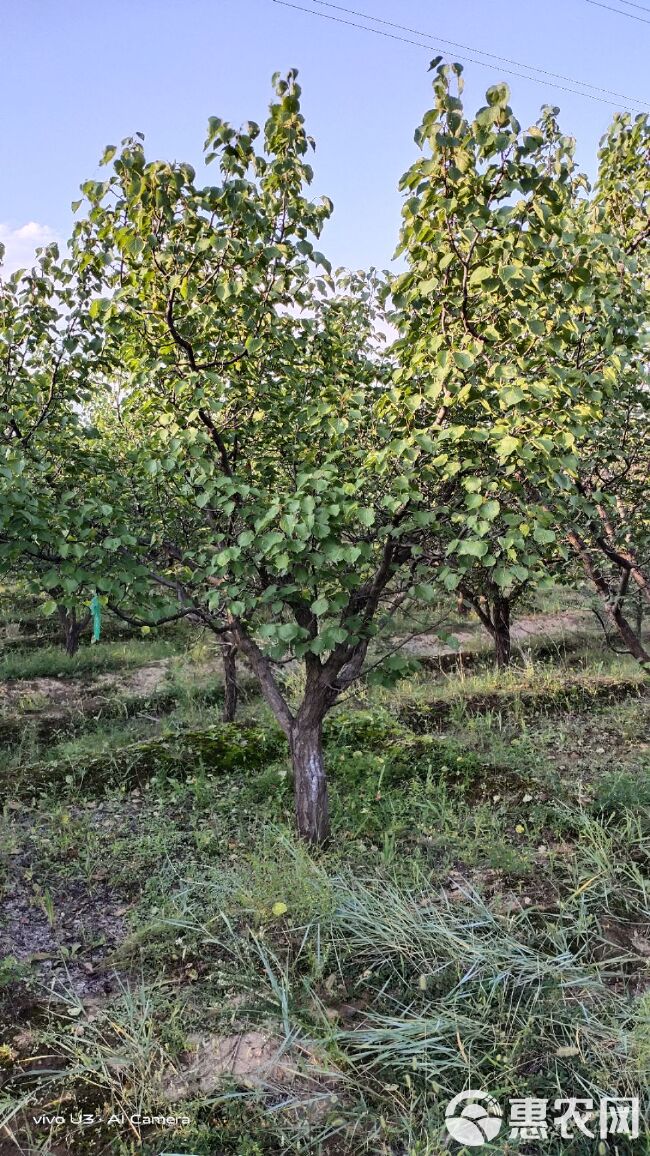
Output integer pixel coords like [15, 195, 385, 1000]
[0, 875, 126, 1002]
[0, 612, 596, 722]
[1, 827, 129, 1002]
[0, 657, 222, 720]
[404, 609, 595, 659]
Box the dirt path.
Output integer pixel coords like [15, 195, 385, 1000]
[403, 610, 595, 659]
[0, 611, 595, 721]
[0, 657, 220, 718]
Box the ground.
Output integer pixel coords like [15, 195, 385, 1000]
[0, 597, 648, 1155]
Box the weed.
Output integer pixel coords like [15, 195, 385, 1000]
[593, 769, 650, 816]
[33, 887, 56, 928]
[1, 615, 649, 1154]
[0, 637, 180, 682]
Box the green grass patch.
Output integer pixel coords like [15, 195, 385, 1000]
[0, 637, 181, 681]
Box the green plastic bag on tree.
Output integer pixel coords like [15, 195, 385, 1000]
[90, 593, 102, 643]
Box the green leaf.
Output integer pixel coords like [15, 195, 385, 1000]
[453, 350, 475, 370]
[277, 623, 301, 642]
[496, 434, 520, 459]
[414, 583, 436, 602]
[486, 82, 510, 107]
[457, 539, 489, 558]
[501, 387, 525, 408]
[468, 266, 492, 287]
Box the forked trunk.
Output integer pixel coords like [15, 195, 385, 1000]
[568, 531, 650, 666]
[221, 636, 238, 723]
[462, 587, 512, 670]
[230, 622, 331, 841]
[227, 537, 405, 845]
[290, 719, 330, 845]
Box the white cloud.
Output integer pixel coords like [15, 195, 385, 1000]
[0, 221, 59, 275]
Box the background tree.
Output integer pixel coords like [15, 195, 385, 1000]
[559, 111, 650, 661]
[390, 60, 648, 669]
[0, 242, 107, 655]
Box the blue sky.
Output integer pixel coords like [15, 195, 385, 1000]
[2, 0, 648, 272]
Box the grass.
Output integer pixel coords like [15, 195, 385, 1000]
[0, 618, 649, 1154]
[0, 674, 239, 780]
[3, 831, 647, 1153]
[0, 636, 181, 682]
[386, 651, 646, 711]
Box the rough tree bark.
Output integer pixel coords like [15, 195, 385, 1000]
[57, 605, 91, 657]
[220, 634, 239, 723]
[289, 712, 329, 845]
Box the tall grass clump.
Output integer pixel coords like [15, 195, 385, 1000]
[120, 843, 648, 1150]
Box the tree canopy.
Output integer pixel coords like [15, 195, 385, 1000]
[1, 63, 648, 841]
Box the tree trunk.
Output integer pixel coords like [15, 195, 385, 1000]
[221, 636, 238, 723]
[456, 593, 471, 618]
[491, 595, 511, 669]
[290, 717, 330, 845]
[635, 591, 644, 640]
[460, 586, 511, 669]
[567, 531, 650, 665]
[229, 623, 330, 844]
[57, 605, 89, 657]
[596, 504, 650, 610]
[607, 600, 650, 663]
[621, 554, 650, 610]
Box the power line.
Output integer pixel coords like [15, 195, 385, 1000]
[618, 0, 650, 12]
[585, 0, 650, 21]
[311, 0, 647, 106]
[272, 0, 649, 110]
